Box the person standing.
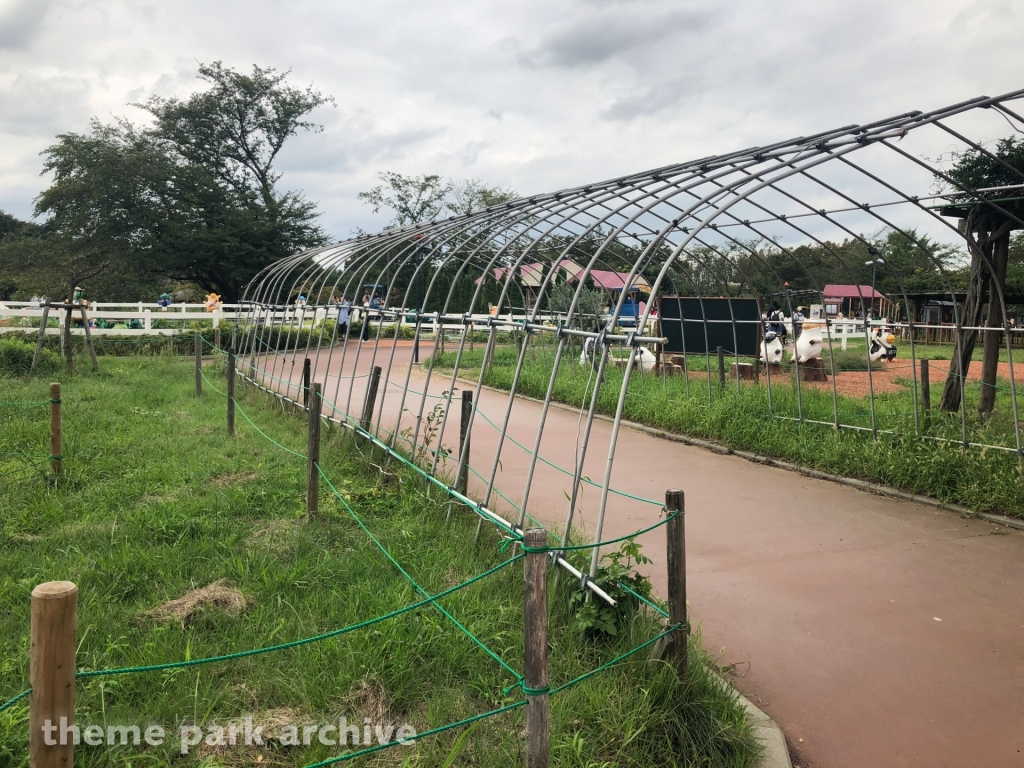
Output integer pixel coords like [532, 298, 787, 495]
[336, 296, 351, 337]
[360, 293, 372, 342]
[792, 306, 805, 341]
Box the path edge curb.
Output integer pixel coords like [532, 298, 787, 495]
[463, 379, 1024, 532]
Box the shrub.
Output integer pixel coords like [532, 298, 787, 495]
[0, 338, 60, 377]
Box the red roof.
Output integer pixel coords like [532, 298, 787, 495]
[822, 284, 886, 300]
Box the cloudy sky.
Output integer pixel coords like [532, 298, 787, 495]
[1, 0, 1021, 239]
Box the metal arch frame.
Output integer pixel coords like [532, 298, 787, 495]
[238, 89, 1024, 588]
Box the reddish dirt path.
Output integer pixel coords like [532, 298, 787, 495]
[259, 343, 1024, 767]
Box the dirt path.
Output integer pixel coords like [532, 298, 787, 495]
[261, 344, 1024, 767]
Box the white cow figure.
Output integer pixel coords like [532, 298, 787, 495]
[760, 331, 783, 365]
[792, 326, 824, 364]
[579, 336, 596, 365]
[632, 346, 657, 372]
[868, 324, 898, 362]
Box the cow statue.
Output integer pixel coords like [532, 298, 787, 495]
[632, 346, 657, 372]
[868, 324, 898, 362]
[792, 326, 824, 364]
[760, 330, 783, 365]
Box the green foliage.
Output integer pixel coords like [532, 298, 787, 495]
[569, 539, 653, 638]
[33, 62, 332, 303]
[944, 136, 1024, 196]
[358, 172, 517, 228]
[0, 338, 59, 377]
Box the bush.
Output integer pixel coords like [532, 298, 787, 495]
[0, 338, 59, 377]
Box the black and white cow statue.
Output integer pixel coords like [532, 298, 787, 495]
[760, 331, 784, 365]
[869, 324, 898, 362]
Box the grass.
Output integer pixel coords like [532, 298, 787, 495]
[0, 357, 758, 767]
[427, 341, 1024, 517]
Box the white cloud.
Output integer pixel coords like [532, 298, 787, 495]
[0, 0, 1021, 240]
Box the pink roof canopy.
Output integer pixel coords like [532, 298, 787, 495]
[822, 284, 887, 300]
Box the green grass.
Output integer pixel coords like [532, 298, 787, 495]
[0, 357, 757, 767]
[428, 342, 1024, 517]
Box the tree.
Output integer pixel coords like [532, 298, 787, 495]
[358, 172, 517, 227]
[33, 62, 332, 302]
[936, 136, 1024, 418]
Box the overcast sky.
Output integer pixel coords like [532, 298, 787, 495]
[1, 0, 1021, 239]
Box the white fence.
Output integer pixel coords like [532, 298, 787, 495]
[0, 302, 244, 336]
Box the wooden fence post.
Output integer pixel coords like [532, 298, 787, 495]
[49, 382, 62, 477]
[717, 346, 725, 392]
[29, 581, 77, 768]
[227, 346, 236, 437]
[523, 528, 550, 768]
[302, 358, 311, 408]
[307, 382, 322, 515]
[650, 489, 687, 676]
[78, 303, 97, 372]
[920, 359, 931, 430]
[360, 366, 382, 437]
[458, 389, 472, 495]
[194, 332, 202, 397]
[31, 301, 51, 374]
[63, 306, 73, 375]
[214, 327, 221, 351]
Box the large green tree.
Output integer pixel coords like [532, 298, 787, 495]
[33, 62, 332, 302]
[936, 136, 1024, 418]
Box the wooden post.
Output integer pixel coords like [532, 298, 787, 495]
[360, 366, 382, 436]
[194, 332, 202, 397]
[230, 324, 237, 352]
[717, 346, 725, 392]
[458, 389, 472, 495]
[77, 303, 97, 372]
[63, 307, 73, 375]
[31, 302, 51, 374]
[307, 382, 322, 515]
[49, 383, 62, 477]
[920, 359, 931, 430]
[227, 346, 236, 437]
[214, 327, 221, 351]
[302, 358, 311, 408]
[650, 489, 687, 676]
[30, 580, 77, 768]
[523, 528, 550, 768]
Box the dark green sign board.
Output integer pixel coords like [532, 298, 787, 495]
[658, 296, 761, 356]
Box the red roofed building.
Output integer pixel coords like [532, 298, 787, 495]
[822, 284, 890, 319]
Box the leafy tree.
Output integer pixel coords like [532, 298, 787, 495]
[358, 172, 517, 228]
[33, 62, 332, 302]
[936, 136, 1024, 417]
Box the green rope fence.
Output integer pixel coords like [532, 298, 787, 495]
[0, 347, 691, 765]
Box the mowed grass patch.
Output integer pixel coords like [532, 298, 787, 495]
[428, 341, 1024, 516]
[0, 357, 758, 767]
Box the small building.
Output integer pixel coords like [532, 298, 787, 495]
[821, 284, 891, 319]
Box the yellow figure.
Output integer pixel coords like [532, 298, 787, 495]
[205, 293, 222, 312]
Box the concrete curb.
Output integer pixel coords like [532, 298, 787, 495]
[735, 690, 794, 768]
[464, 379, 1024, 532]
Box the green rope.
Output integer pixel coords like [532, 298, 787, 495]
[548, 623, 681, 695]
[48, 454, 62, 461]
[73, 554, 521, 681]
[317, 464, 524, 684]
[0, 403, 49, 420]
[299, 699, 526, 768]
[0, 688, 30, 714]
[199, 367, 228, 397]
[233, 399, 307, 459]
[550, 510, 678, 552]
